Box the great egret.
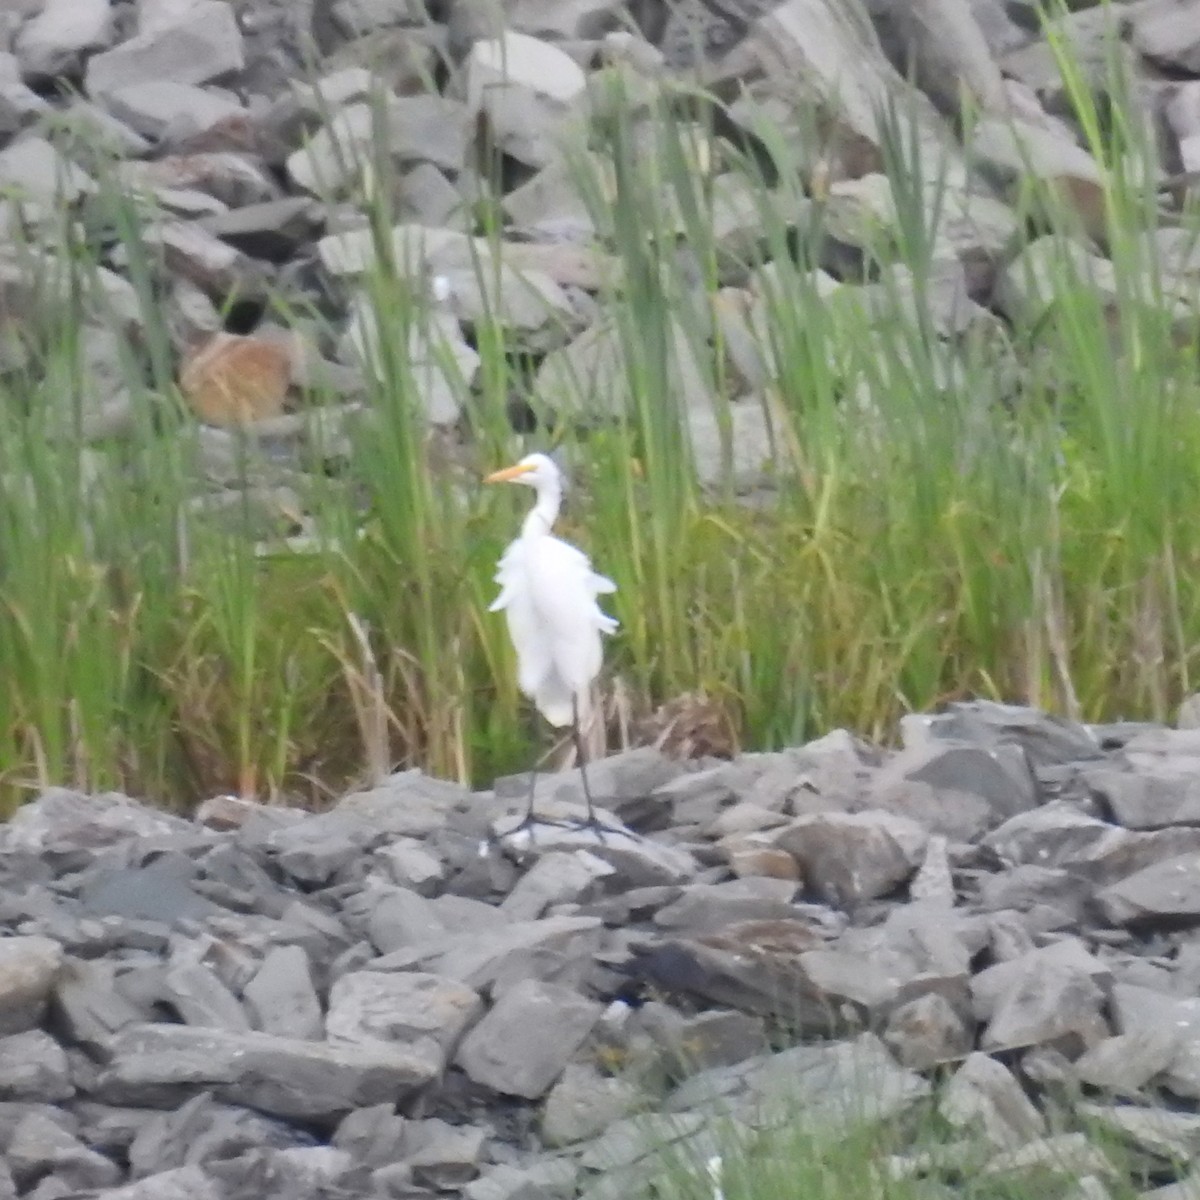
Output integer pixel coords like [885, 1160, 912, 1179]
[485, 452, 619, 836]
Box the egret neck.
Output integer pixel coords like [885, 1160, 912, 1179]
[523, 475, 562, 538]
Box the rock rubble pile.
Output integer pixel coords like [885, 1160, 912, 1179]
[3, 702, 1200, 1196]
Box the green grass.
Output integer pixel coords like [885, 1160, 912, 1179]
[2, 1, 1200, 810]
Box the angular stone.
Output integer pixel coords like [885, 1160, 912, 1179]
[287, 95, 468, 194]
[969, 117, 1108, 241]
[500, 849, 616, 921]
[0, 1030, 72, 1102]
[883, 993, 973, 1069]
[163, 957, 251, 1032]
[940, 1053, 1045, 1150]
[1073, 1028, 1179, 1095]
[1132, 0, 1200, 74]
[455, 979, 602, 1099]
[0, 137, 94, 206]
[773, 810, 927, 905]
[53, 958, 146, 1049]
[117, 152, 280, 208]
[542, 1064, 642, 1147]
[1080, 1102, 1200, 1162]
[1088, 766, 1200, 831]
[8, 1110, 120, 1191]
[85, 1, 245, 97]
[465, 1160, 579, 1200]
[0, 937, 63, 1035]
[971, 939, 1112, 1021]
[243, 945, 323, 1040]
[97, 1165, 222, 1199]
[981, 963, 1107, 1054]
[98, 1023, 437, 1119]
[102, 82, 244, 142]
[326, 971, 483, 1067]
[403, 1118, 486, 1189]
[136, 221, 270, 301]
[15, 0, 112, 77]
[1097, 854, 1200, 925]
[674, 1032, 930, 1136]
[984, 1133, 1116, 1180]
[652, 878, 801, 935]
[436, 264, 581, 352]
[622, 919, 828, 1024]
[901, 700, 1101, 767]
[465, 32, 587, 167]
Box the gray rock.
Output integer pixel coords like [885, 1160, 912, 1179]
[133, 219, 271, 301]
[972, 938, 1113, 1021]
[578, 1110, 709, 1172]
[464, 1160, 579, 1200]
[669, 1032, 930, 1137]
[632, 1004, 769, 1074]
[102, 81, 244, 141]
[8, 1110, 120, 1192]
[541, 1063, 642, 1146]
[403, 1118, 486, 1188]
[52, 958, 147, 1049]
[85, 1, 245, 97]
[126, 1091, 309, 1179]
[116, 152, 281, 209]
[95, 1165, 222, 1200]
[940, 1052, 1045, 1150]
[501, 849, 616, 920]
[1080, 1102, 1200, 1163]
[455, 978, 602, 1098]
[464, 32, 587, 168]
[773, 810, 927, 905]
[243, 945, 323, 1040]
[80, 858, 217, 924]
[981, 962, 1107, 1054]
[163, 956, 251, 1032]
[371, 913, 604, 989]
[14, 0, 112, 77]
[867, 0, 1007, 115]
[622, 917, 829, 1022]
[883, 992, 973, 1069]
[981, 1133, 1116, 1181]
[287, 95, 468, 195]
[652, 877, 801, 934]
[0, 937, 63, 1035]
[971, 118, 1109, 241]
[1073, 1028, 1179, 1095]
[0, 136, 94, 208]
[98, 1022, 437, 1119]
[493, 820, 700, 889]
[1088, 766, 1200, 831]
[326, 971, 482, 1067]
[1097, 854, 1200, 925]
[901, 701, 1102, 768]
[0, 1031, 72, 1102]
[1132, 0, 1200, 74]
[198, 197, 323, 263]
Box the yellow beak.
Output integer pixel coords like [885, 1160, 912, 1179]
[484, 462, 536, 483]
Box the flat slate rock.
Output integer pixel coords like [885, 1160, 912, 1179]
[97, 1023, 438, 1120]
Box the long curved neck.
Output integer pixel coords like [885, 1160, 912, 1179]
[521, 481, 561, 538]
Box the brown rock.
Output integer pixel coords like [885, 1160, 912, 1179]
[180, 333, 291, 427]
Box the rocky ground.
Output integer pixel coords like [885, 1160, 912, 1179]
[9, 0, 1200, 1197]
[6, 701, 1200, 1197]
[5, 0, 1200, 511]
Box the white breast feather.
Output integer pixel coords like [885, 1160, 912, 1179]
[490, 534, 618, 726]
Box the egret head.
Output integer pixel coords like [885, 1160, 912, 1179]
[484, 452, 561, 491]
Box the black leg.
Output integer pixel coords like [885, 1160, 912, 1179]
[571, 694, 599, 829]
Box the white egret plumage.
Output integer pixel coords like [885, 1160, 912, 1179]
[485, 452, 619, 835]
